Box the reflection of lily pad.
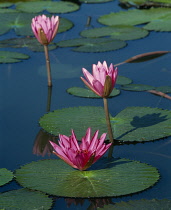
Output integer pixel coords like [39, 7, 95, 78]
[0, 51, 29, 63]
[67, 87, 120, 98]
[0, 37, 57, 52]
[57, 38, 126, 52]
[100, 199, 171, 209]
[0, 13, 73, 36]
[38, 63, 83, 79]
[16, 1, 79, 13]
[121, 84, 155, 91]
[81, 25, 149, 40]
[0, 189, 53, 210]
[15, 158, 159, 198]
[98, 8, 171, 26]
[0, 168, 13, 186]
[39, 106, 171, 142]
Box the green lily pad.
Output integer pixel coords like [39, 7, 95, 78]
[98, 8, 171, 26]
[144, 14, 171, 31]
[0, 3, 13, 7]
[80, 0, 113, 3]
[0, 51, 29, 63]
[116, 75, 133, 85]
[0, 8, 18, 13]
[100, 199, 171, 209]
[0, 13, 73, 36]
[0, 168, 13, 186]
[16, 1, 79, 13]
[155, 86, 171, 93]
[0, 189, 53, 210]
[0, 37, 57, 52]
[15, 158, 159, 198]
[57, 38, 126, 52]
[80, 25, 149, 40]
[39, 106, 171, 142]
[121, 84, 155, 91]
[67, 87, 120, 98]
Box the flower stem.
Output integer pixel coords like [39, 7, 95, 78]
[44, 45, 52, 87]
[103, 97, 114, 158]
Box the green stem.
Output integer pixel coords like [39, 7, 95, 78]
[44, 45, 52, 87]
[103, 97, 114, 158]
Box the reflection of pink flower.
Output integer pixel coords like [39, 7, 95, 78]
[31, 14, 59, 45]
[81, 61, 118, 98]
[50, 128, 112, 171]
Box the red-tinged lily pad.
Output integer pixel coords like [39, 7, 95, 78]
[0, 189, 53, 210]
[15, 158, 160, 198]
[0, 168, 13, 186]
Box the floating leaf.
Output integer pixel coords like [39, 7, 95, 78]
[116, 75, 132, 85]
[16, 1, 79, 13]
[0, 13, 73, 36]
[0, 189, 53, 210]
[155, 86, 171, 93]
[121, 84, 155, 91]
[15, 158, 159, 198]
[144, 14, 171, 31]
[0, 3, 13, 7]
[39, 106, 171, 142]
[100, 199, 171, 209]
[98, 8, 171, 26]
[0, 8, 18, 13]
[0, 168, 13, 186]
[80, 0, 113, 3]
[0, 51, 29, 63]
[67, 87, 120, 98]
[57, 38, 126, 52]
[80, 25, 149, 40]
[0, 37, 57, 52]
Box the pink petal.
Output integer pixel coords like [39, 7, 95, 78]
[80, 77, 101, 97]
[92, 80, 104, 97]
[82, 68, 94, 86]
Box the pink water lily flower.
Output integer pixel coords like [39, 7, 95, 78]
[81, 61, 118, 98]
[31, 14, 59, 45]
[50, 128, 112, 171]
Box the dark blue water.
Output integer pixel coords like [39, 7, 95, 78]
[1, 0, 171, 209]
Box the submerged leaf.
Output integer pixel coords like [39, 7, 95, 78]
[15, 158, 159, 198]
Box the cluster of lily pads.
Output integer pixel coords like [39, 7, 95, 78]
[1, 0, 171, 209]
